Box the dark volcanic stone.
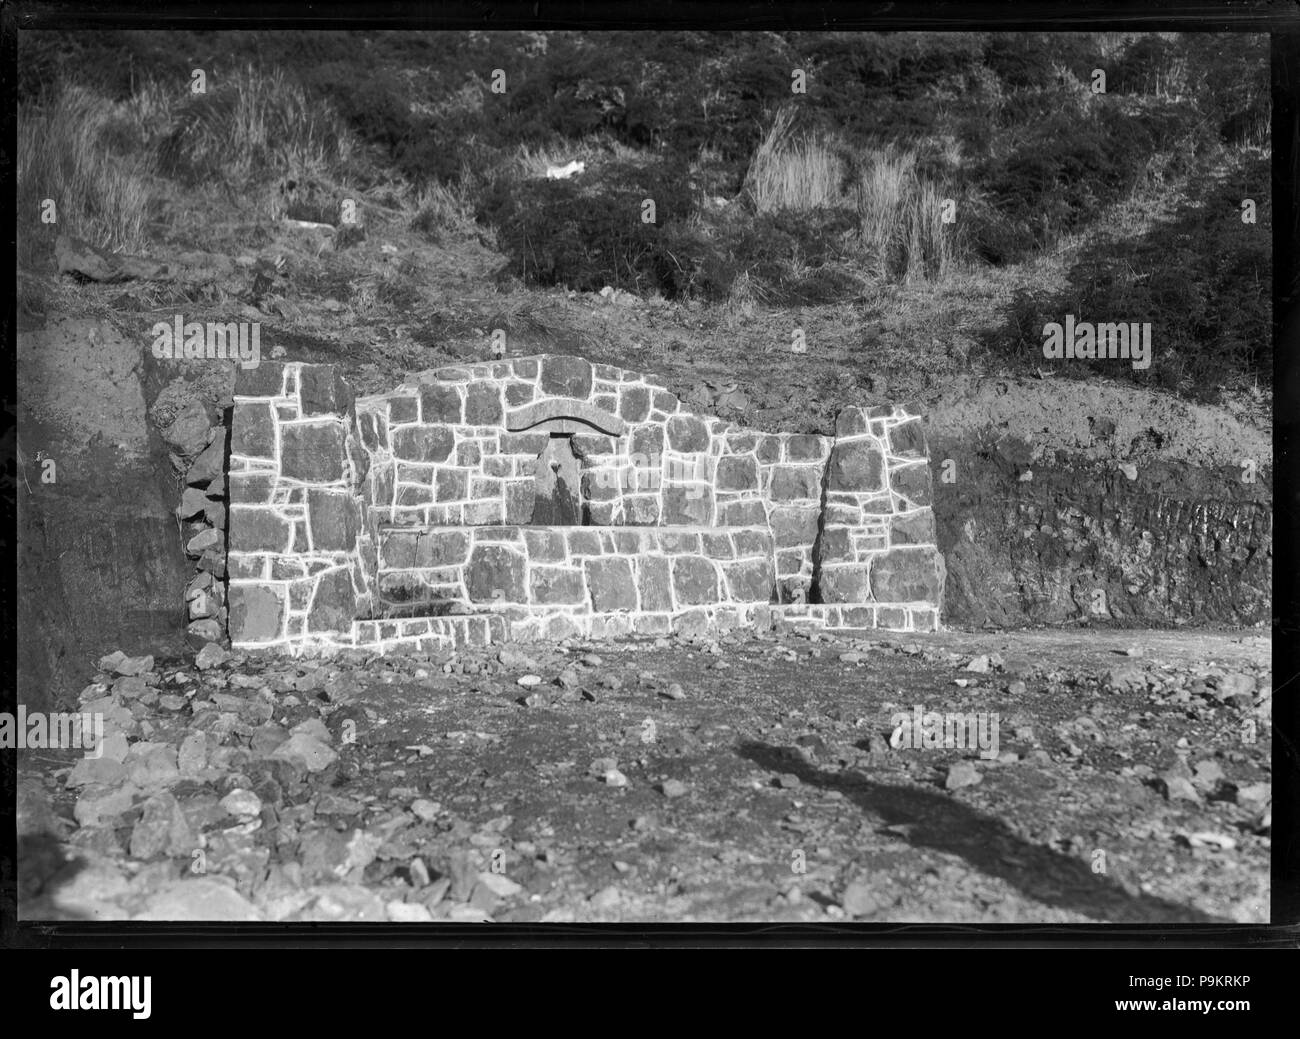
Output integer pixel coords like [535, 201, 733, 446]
[539, 355, 593, 400]
[666, 415, 709, 453]
[280, 422, 347, 482]
[827, 441, 884, 492]
[419, 384, 463, 424]
[308, 567, 357, 632]
[584, 557, 637, 612]
[671, 556, 718, 605]
[390, 426, 454, 464]
[869, 547, 944, 603]
[465, 544, 527, 603]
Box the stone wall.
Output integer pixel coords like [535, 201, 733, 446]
[224, 355, 945, 655]
[354, 355, 834, 603]
[377, 524, 776, 640]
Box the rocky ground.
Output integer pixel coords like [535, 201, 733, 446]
[18, 627, 1271, 924]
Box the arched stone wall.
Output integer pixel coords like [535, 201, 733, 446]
[224, 355, 945, 654]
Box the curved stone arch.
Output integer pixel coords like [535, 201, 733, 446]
[506, 397, 626, 437]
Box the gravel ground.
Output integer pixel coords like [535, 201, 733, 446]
[18, 627, 1271, 924]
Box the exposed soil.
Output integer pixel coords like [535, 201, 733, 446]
[19, 627, 1270, 924]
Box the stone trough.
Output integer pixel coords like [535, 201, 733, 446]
[222, 354, 945, 655]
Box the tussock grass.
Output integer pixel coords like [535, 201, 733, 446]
[744, 108, 845, 213]
[158, 66, 352, 186]
[853, 144, 957, 281]
[411, 180, 492, 246]
[17, 86, 156, 265]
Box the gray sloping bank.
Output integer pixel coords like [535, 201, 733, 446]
[925, 378, 1271, 628]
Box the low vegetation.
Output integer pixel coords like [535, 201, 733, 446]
[16, 29, 1272, 401]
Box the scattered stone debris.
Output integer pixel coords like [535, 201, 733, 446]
[17, 631, 1270, 924]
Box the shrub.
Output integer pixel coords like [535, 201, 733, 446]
[477, 157, 696, 295]
[986, 151, 1271, 397]
[660, 208, 864, 305]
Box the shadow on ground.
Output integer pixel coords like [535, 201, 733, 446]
[736, 739, 1227, 924]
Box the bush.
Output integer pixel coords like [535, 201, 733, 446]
[660, 208, 864, 305]
[478, 157, 697, 295]
[986, 151, 1271, 397]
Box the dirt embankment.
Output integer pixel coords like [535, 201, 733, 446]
[924, 377, 1271, 629]
[16, 315, 222, 710]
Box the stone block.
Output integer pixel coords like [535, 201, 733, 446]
[279, 422, 346, 483]
[391, 426, 454, 464]
[418, 530, 470, 568]
[723, 559, 774, 602]
[755, 435, 781, 464]
[500, 432, 548, 456]
[889, 510, 935, 545]
[623, 495, 661, 525]
[672, 609, 711, 637]
[231, 402, 274, 458]
[300, 365, 353, 417]
[888, 418, 926, 458]
[389, 396, 419, 423]
[835, 408, 868, 438]
[582, 470, 619, 503]
[817, 526, 853, 562]
[702, 532, 735, 559]
[435, 469, 468, 502]
[652, 390, 678, 413]
[630, 424, 664, 459]
[827, 440, 884, 493]
[524, 529, 567, 562]
[786, 434, 825, 461]
[869, 547, 944, 603]
[584, 557, 637, 611]
[718, 500, 767, 526]
[663, 485, 713, 525]
[818, 565, 872, 604]
[619, 386, 651, 423]
[878, 607, 908, 629]
[529, 566, 586, 605]
[505, 382, 534, 407]
[634, 613, 673, 636]
[733, 530, 773, 558]
[308, 568, 356, 632]
[307, 490, 358, 551]
[464, 382, 503, 426]
[666, 415, 709, 453]
[358, 411, 388, 452]
[420, 384, 463, 424]
[769, 465, 822, 501]
[465, 544, 527, 603]
[380, 531, 418, 569]
[539, 355, 593, 399]
[566, 529, 603, 557]
[672, 556, 718, 605]
[716, 455, 758, 492]
[891, 463, 933, 506]
[234, 361, 285, 397]
[660, 531, 702, 554]
[504, 480, 534, 523]
[769, 506, 819, 548]
[229, 507, 291, 553]
[229, 584, 285, 643]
